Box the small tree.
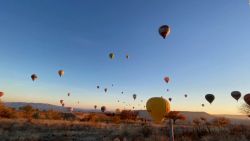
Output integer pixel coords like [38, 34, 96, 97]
[212, 117, 231, 128]
[0, 102, 16, 118]
[165, 111, 186, 124]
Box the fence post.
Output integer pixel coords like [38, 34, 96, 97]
[169, 119, 174, 141]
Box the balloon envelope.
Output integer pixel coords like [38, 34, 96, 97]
[231, 91, 241, 101]
[0, 92, 4, 97]
[168, 98, 172, 102]
[164, 77, 170, 83]
[205, 94, 215, 104]
[101, 106, 106, 112]
[31, 74, 38, 81]
[109, 53, 115, 59]
[146, 97, 170, 123]
[58, 70, 64, 77]
[133, 94, 136, 100]
[159, 25, 170, 39]
[244, 94, 250, 106]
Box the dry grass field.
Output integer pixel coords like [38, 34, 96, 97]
[0, 103, 250, 141]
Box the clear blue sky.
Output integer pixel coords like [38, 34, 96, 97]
[0, 0, 250, 114]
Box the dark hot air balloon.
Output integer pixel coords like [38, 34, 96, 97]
[109, 53, 115, 59]
[168, 98, 172, 102]
[205, 94, 215, 104]
[101, 106, 106, 112]
[31, 74, 38, 81]
[231, 91, 241, 101]
[133, 94, 137, 100]
[244, 94, 250, 106]
[159, 25, 170, 39]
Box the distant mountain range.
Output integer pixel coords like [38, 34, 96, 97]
[4, 102, 250, 124]
[4, 102, 95, 112]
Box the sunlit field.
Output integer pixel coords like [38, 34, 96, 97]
[1, 0, 250, 141]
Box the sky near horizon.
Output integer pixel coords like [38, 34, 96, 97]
[0, 0, 250, 115]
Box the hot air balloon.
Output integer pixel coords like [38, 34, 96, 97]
[117, 100, 119, 103]
[112, 84, 114, 87]
[0, 92, 4, 97]
[94, 105, 97, 110]
[104, 88, 107, 93]
[62, 103, 65, 107]
[58, 70, 64, 77]
[184, 94, 188, 98]
[121, 91, 124, 94]
[133, 106, 135, 109]
[101, 106, 106, 112]
[231, 91, 241, 101]
[97, 86, 100, 89]
[60, 100, 64, 104]
[205, 94, 215, 104]
[159, 25, 170, 39]
[141, 100, 143, 102]
[244, 94, 250, 106]
[31, 74, 38, 81]
[167, 89, 170, 92]
[202, 104, 205, 107]
[164, 77, 170, 83]
[68, 93, 70, 96]
[126, 54, 129, 59]
[109, 53, 115, 59]
[146, 97, 170, 123]
[133, 94, 137, 100]
[168, 98, 172, 102]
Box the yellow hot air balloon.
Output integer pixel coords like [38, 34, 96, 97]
[146, 97, 170, 123]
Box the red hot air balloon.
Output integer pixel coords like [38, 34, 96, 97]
[244, 94, 250, 106]
[0, 92, 4, 97]
[164, 77, 170, 83]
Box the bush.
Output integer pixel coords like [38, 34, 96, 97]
[0, 102, 16, 118]
[45, 110, 62, 120]
[120, 110, 138, 120]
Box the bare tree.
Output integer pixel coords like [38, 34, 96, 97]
[239, 103, 250, 117]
